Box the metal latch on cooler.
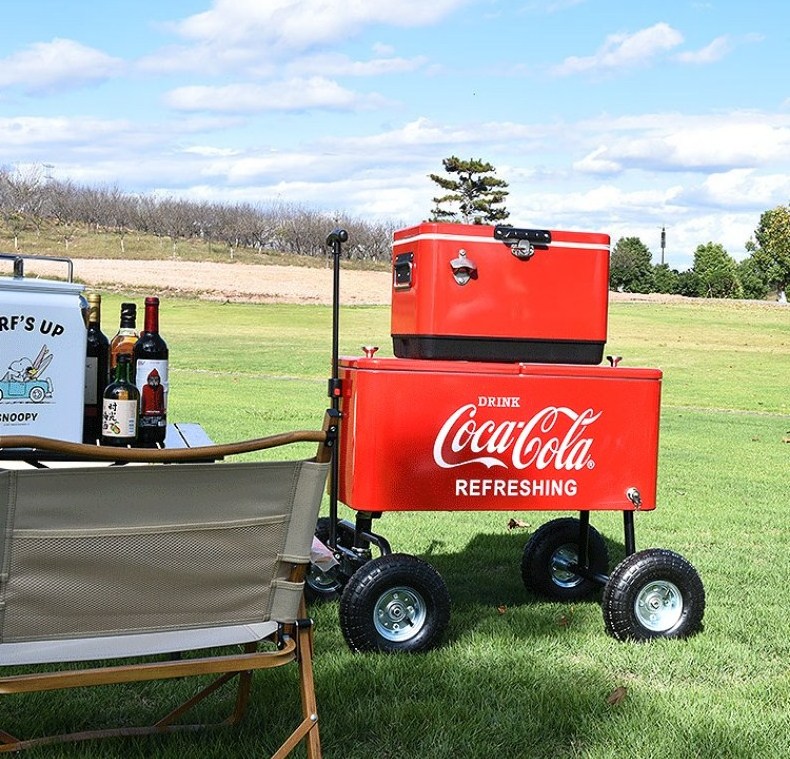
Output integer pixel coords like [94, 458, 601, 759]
[493, 225, 552, 260]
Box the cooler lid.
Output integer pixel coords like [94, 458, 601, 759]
[517, 363, 662, 381]
[339, 356, 663, 381]
[339, 355, 660, 380]
[0, 276, 84, 296]
[393, 222, 609, 251]
[339, 356, 523, 375]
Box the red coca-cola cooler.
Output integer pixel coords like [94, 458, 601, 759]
[390, 223, 611, 364]
[337, 356, 660, 513]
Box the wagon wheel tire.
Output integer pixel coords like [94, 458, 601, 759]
[602, 548, 705, 642]
[521, 517, 608, 601]
[339, 553, 451, 653]
[304, 517, 346, 603]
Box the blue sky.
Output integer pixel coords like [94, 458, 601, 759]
[1, 0, 788, 270]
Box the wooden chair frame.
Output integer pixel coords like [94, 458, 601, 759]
[0, 412, 337, 758]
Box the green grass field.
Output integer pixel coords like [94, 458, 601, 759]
[3, 294, 789, 758]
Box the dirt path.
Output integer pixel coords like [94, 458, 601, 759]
[68, 259, 392, 305]
[26, 257, 783, 309]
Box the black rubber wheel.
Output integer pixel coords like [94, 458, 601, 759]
[602, 548, 705, 641]
[304, 517, 346, 603]
[521, 517, 609, 601]
[339, 553, 451, 653]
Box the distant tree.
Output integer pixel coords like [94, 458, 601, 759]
[692, 242, 743, 298]
[0, 167, 47, 249]
[652, 263, 680, 294]
[736, 256, 771, 300]
[676, 269, 700, 297]
[609, 237, 654, 292]
[746, 204, 790, 294]
[428, 156, 509, 224]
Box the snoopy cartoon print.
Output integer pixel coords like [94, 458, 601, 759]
[2, 345, 54, 396]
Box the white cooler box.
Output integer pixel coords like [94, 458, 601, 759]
[0, 255, 87, 442]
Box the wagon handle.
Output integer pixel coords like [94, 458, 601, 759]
[0, 426, 329, 464]
[325, 228, 348, 550]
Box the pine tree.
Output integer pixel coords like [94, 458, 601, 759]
[428, 156, 509, 224]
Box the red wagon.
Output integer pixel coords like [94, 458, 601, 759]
[310, 227, 705, 653]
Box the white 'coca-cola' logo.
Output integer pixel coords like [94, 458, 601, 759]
[433, 404, 601, 471]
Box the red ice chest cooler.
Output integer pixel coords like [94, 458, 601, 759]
[391, 223, 611, 364]
[338, 357, 661, 513]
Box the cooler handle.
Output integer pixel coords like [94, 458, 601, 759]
[493, 225, 552, 245]
[493, 225, 551, 260]
[0, 253, 75, 282]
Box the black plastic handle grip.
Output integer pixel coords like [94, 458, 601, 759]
[493, 225, 551, 245]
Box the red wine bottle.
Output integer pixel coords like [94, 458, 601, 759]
[133, 297, 168, 447]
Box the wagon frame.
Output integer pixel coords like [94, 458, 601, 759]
[307, 229, 705, 653]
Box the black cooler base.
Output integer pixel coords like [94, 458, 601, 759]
[392, 335, 605, 365]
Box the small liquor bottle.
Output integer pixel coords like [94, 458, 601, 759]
[133, 296, 168, 447]
[83, 292, 110, 443]
[101, 354, 139, 446]
[109, 302, 138, 374]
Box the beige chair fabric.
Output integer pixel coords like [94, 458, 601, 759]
[0, 448, 329, 757]
[0, 459, 327, 650]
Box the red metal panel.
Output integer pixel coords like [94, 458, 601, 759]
[338, 357, 661, 513]
[390, 223, 610, 363]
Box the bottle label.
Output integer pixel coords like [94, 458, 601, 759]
[136, 359, 168, 425]
[85, 357, 99, 404]
[102, 398, 138, 438]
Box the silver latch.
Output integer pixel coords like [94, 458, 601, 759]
[626, 487, 642, 510]
[450, 249, 477, 285]
[510, 239, 535, 260]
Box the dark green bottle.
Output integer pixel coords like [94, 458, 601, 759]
[100, 354, 139, 447]
[83, 292, 110, 443]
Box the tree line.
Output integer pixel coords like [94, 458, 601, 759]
[0, 166, 400, 262]
[610, 211, 789, 300]
[3, 161, 788, 299]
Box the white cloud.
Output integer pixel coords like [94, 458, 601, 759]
[0, 116, 130, 146]
[285, 52, 429, 78]
[674, 35, 732, 64]
[575, 112, 790, 173]
[165, 77, 388, 113]
[552, 22, 683, 76]
[146, 0, 468, 75]
[0, 38, 124, 93]
[573, 146, 622, 175]
[682, 169, 790, 209]
[175, 0, 470, 47]
[181, 145, 241, 158]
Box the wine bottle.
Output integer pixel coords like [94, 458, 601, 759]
[82, 292, 110, 443]
[109, 302, 138, 374]
[133, 296, 168, 447]
[101, 354, 139, 446]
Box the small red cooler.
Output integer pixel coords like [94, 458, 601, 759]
[338, 356, 661, 513]
[390, 223, 610, 364]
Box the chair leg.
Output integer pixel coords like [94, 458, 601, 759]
[271, 621, 321, 759]
[298, 624, 321, 759]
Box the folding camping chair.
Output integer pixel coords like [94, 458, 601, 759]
[0, 415, 334, 757]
